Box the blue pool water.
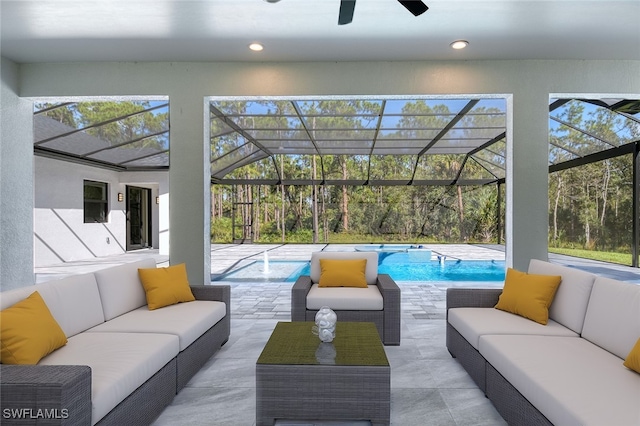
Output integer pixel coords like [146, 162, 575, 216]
[213, 253, 505, 282]
[294, 253, 505, 282]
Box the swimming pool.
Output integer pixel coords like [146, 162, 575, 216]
[213, 252, 506, 282]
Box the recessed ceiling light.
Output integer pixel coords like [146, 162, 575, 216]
[450, 40, 469, 50]
[249, 43, 264, 52]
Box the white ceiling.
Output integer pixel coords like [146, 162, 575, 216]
[1, 0, 639, 64]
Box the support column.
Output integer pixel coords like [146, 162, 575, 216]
[1, 59, 35, 290]
[506, 91, 550, 271]
[168, 93, 210, 284]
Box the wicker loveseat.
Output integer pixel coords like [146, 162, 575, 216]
[0, 259, 230, 425]
[291, 251, 401, 345]
[446, 259, 640, 426]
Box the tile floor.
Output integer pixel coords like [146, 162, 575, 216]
[32, 243, 640, 425]
[153, 244, 508, 425]
[151, 283, 507, 426]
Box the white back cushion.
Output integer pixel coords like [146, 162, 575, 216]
[94, 259, 156, 320]
[0, 273, 105, 338]
[581, 277, 640, 359]
[310, 251, 379, 285]
[528, 259, 596, 334]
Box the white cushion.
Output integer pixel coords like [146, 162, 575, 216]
[448, 307, 578, 350]
[528, 259, 596, 334]
[0, 273, 105, 338]
[480, 334, 640, 426]
[0, 286, 33, 310]
[39, 332, 179, 425]
[86, 300, 226, 351]
[94, 259, 156, 320]
[306, 283, 383, 310]
[581, 277, 640, 359]
[310, 251, 379, 286]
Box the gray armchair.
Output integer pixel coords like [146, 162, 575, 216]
[291, 251, 401, 345]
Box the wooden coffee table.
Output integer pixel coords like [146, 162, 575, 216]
[256, 321, 390, 426]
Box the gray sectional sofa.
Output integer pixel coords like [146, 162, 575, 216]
[0, 259, 230, 425]
[446, 259, 640, 426]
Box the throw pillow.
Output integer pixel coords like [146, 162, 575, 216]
[0, 291, 68, 364]
[318, 259, 368, 288]
[623, 337, 640, 374]
[494, 268, 562, 325]
[138, 263, 195, 310]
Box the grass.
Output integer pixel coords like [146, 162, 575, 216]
[548, 247, 633, 266]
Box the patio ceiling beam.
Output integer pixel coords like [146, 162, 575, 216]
[549, 98, 572, 113]
[213, 178, 498, 186]
[366, 100, 386, 184]
[82, 129, 168, 157]
[291, 101, 325, 183]
[34, 102, 168, 145]
[209, 104, 282, 182]
[548, 142, 636, 173]
[33, 102, 76, 115]
[409, 99, 480, 184]
[549, 138, 584, 159]
[468, 132, 506, 156]
[117, 148, 169, 166]
[35, 146, 127, 171]
[549, 115, 618, 148]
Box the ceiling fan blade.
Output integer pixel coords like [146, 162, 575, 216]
[397, 0, 428, 17]
[338, 0, 356, 25]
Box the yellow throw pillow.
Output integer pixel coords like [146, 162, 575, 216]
[623, 337, 640, 374]
[318, 258, 368, 288]
[494, 268, 562, 325]
[0, 291, 67, 365]
[138, 263, 195, 310]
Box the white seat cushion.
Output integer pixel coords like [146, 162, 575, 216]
[39, 332, 179, 425]
[528, 259, 596, 334]
[86, 300, 226, 351]
[480, 334, 640, 426]
[94, 259, 156, 321]
[307, 283, 383, 310]
[448, 307, 578, 350]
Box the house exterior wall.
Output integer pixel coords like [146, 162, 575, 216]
[33, 156, 168, 267]
[2, 59, 639, 287]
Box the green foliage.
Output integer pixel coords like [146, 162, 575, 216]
[211, 217, 232, 241]
[549, 247, 632, 266]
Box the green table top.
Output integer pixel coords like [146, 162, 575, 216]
[257, 321, 389, 366]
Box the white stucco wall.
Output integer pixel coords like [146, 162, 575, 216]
[1, 58, 34, 290]
[34, 156, 168, 267]
[2, 59, 639, 285]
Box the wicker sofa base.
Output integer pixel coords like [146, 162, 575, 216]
[177, 315, 230, 391]
[446, 323, 487, 391]
[446, 288, 554, 426]
[0, 284, 231, 426]
[0, 365, 92, 426]
[97, 359, 177, 426]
